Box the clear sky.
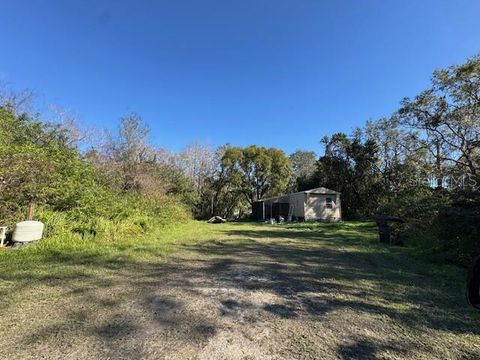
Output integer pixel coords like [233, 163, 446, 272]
[1, 0, 479, 154]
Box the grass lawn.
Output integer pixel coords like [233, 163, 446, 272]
[1, 221, 479, 359]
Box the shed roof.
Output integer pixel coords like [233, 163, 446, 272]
[303, 187, 340, 195]
[260, 187, 340, 202]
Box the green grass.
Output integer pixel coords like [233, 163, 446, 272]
[1, 220, 479, 359]
[0, 220, 466, 294]
[282, 220, 467, 280]
[0, 220, 471, 306]
[1, 220, 211, 260]
[0, 220, 217, 306]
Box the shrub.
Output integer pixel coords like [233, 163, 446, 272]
[433, 193, 480, 266]
[0, 106, 191, 247]
[379, 187, 480, 267]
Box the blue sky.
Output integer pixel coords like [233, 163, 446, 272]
[1, 0, 479, 154]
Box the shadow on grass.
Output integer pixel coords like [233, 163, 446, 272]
[0, 222, 479, 358]
[192, 231, 477, 333]
[189, 225, 480, 358]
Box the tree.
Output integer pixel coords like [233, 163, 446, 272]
[362, 117, 430, 201]
[102, 113, 156, 193]
[314, 133, 381, 217]
[45, 105, 93, 149]
[177, 142, 215, 192]
[176, 142, 216, 217]
[220, 145, 291, 205]
[398, 55, 480, 187]
[86, 116, 213, 216]
[0, 106, 112, 223]
[207, 145, 246, 218]
[0, 109, 54, 219]
[153, 148, 199, 212]
[289, 150, 317, 191]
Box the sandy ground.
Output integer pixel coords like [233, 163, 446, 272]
[1, 223, 480, 359]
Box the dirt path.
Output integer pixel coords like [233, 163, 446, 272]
[1, 223, 479, 359]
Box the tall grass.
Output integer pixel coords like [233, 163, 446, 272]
[0, 195, 198, 270]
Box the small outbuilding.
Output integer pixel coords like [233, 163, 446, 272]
[252, 187, 341, 222]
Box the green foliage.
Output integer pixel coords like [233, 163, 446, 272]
[0, 109, 54, 219]
[0, 106, 190, 247]
[0, 107, 113, 225]
[155, 163, 200, 210]
[398, 55, 480, 183]
[220, 145, 292, 204]
[289, 150, 317, 192]
[310, 55, 480, 267]
[379, 187, 450, 228]
[430, 193, 480, 266]
[2, 54, 480, 270]
[313, 133, 382, 218]
[370, 55, 480, 267]
[390, 192, 480, 268]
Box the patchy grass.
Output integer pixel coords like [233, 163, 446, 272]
[1, 221, 479, 359]
[0, 221, 216, 310]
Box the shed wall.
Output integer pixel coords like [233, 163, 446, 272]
[255, 190, 341, 221]
[288, 192, 305, 218]
[304, 193, 341, 221]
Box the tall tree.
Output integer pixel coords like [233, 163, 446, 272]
[398, 55, 480, 186]
[314, 133, 381, 217]
[208, 145, 246, 218]
[220, 145, 291, 204]
[362, 117, 429, 199]
[289, 150, 317, 191]
[104, 113, 154, 193]
[177, 142, 215, 207]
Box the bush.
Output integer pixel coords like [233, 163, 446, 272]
[433, 194, 480, 267]
[0, 106, 191, 247]
[379, 187, 480, 267]
[379, 186, 450, 228]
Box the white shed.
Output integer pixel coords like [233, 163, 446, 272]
[252, 187, 341, 221]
